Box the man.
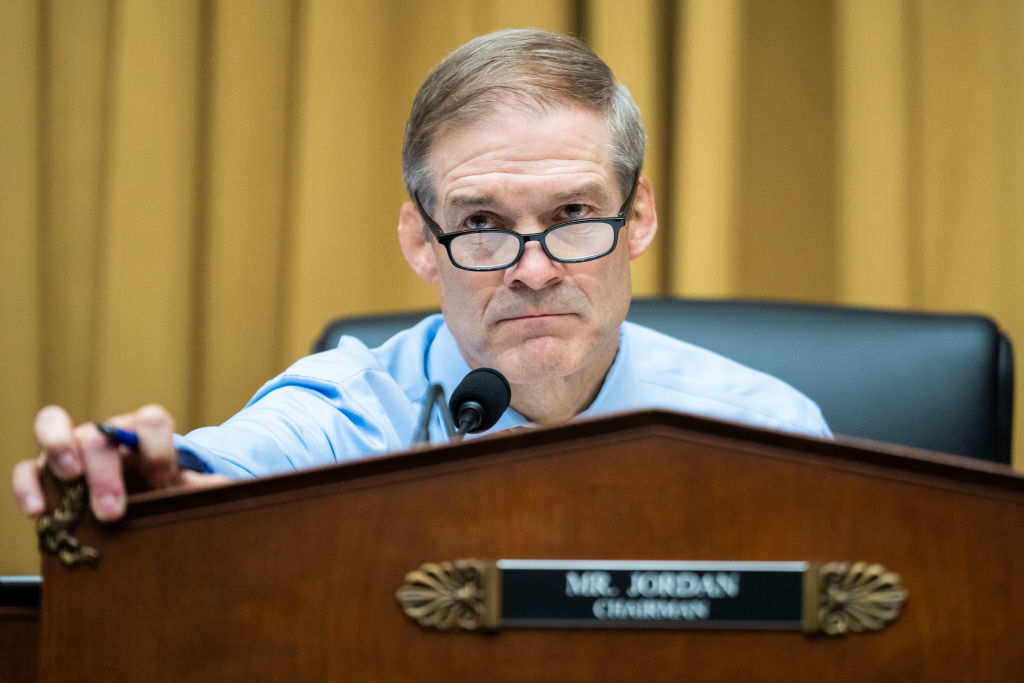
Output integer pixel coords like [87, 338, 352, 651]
[13, 29, 829, 524]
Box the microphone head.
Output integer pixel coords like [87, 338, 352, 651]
[449, 368, 511, 434]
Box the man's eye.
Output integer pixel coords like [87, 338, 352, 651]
[463, 214, 496, 231]
[560, 204, 590, 220]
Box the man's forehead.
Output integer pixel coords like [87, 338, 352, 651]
[427, 105, 613, 195]
[431, 96, 601, 149]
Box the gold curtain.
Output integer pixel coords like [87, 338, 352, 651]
[2, 0, 1021, 573]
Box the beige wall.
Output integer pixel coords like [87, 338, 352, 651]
[3, 0, 1022, 574]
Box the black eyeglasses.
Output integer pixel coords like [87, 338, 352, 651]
[414, 172, 640, 271]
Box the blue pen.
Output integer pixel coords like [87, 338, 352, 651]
[95, 423, 211, 473]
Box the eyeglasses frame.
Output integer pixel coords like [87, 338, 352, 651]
[413, 172, 641, 272]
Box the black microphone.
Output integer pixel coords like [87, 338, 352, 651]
[410, 368, 511, 446]
[449, 368, 511, 435]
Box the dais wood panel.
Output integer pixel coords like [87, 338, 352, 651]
[39, 411, 1024, 681]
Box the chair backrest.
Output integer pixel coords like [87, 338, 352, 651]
[313, 297, 1014, 463]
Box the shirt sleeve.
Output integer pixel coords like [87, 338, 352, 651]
[175, 340, 422, 478]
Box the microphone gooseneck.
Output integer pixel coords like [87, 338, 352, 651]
[410, 384, 456, 445]
[410, 368, 511, 446]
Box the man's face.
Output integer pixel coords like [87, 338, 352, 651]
[399, 104, 657, 394]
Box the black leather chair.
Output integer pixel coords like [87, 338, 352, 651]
[314, 297, 1014, 464]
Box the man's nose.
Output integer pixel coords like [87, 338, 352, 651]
[504, 240, 564, 290]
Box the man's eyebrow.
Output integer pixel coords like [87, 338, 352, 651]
[551, 182, 610, 204]
[447, 194, 496, 210]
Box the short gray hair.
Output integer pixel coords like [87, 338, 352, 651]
[402, 28, 646, 211]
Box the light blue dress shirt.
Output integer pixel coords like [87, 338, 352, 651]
[177, 314, 831, 477]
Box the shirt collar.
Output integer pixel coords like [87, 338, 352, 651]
[429, 321, 633, 436]
[426, 323, 530, 435]
[580, 324, 636, 419]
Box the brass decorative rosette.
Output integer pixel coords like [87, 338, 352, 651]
[395, 559, 500, 630]
[813, 561, 907, 635]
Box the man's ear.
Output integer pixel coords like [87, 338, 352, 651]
[626, 176, 658, 260]
[398, 201, 439, 283]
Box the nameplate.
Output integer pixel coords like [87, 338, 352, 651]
[499, 560, 804, 629]
[396, 558, 906, 636]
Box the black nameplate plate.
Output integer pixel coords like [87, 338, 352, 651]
[498, 560, 807, 629]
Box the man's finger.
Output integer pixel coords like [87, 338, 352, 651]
[178, 470, 232, 490]
[35, 405, 82, 480]
[134, 404, 177, 489]
[75, 422, 126, 522]
[11, 457, 46, 517]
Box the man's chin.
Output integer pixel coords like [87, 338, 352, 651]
[488, 342, 579, 384]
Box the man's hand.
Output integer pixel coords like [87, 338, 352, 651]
[12, 404, 229, 522]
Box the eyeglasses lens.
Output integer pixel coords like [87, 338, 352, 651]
[448, 222, 614, 269]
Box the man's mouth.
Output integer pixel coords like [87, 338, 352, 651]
[493, 313, 580, 335]
[501, 311, 569, 322]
